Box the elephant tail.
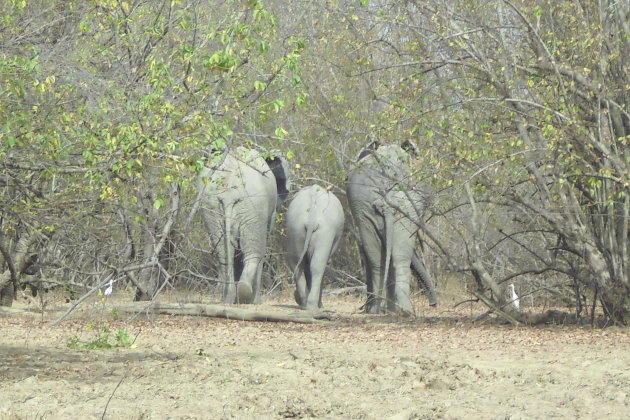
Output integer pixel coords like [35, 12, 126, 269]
[412, 249, 438, 306]
[291, 223, 316, 285]
[291, 193, 319, 285]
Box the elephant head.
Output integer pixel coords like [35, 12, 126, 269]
[198, 146, 290, 304]
[347, 142, 437, 314]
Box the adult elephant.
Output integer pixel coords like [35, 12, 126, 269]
[347, 142, 437, 314]
[286, 185, 344, 310]
[198, 146, 290, 304]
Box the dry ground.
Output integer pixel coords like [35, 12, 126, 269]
[1, 290, 630, 419]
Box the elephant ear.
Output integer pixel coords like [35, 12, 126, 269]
[265, 155, 291, 204]
[357, 139, 381, 161]
[401, 140, 419, 157]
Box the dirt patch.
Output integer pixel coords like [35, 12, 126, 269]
[1, 294, 630, 419]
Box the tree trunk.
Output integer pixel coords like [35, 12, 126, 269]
[133, 183, 180, 301]
[0, 230, 39, 307]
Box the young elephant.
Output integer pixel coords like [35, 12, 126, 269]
[286, 185, 344, 310]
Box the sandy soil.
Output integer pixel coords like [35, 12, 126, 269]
[1, 292, 630, 420]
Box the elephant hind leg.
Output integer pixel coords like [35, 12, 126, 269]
[388, 261, 413, 314]
[236, 255, 262, 304]
[360, 244, 386, 314]
[294, 273, 307, 308]
[305, 249, 329, 310]
[237, 281, 253, 303]
[219, 252, 236, 303]
[293, 259, 307, 308]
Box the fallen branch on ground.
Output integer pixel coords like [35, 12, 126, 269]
[324, 286, 366, 296]
[114, 302, 331, 324]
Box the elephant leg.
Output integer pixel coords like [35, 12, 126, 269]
[390, 262, 413, 314]
[236, 256, 260, 304]
[305, 251, 327, 310]
[359, 245, 376, 313]
[356, 226, 386, 314]
[223, 277, 236, 302]
[216, 243, 236, 304]
[237, 222, 268, 305]
[358, 245, 373, 308]
[388, 228, 414, 313]
[252, 259, 264, 304]
[322, 234, 343, 308]
[222, 267, 237, 303]
[288, 247, 307, 307]
[365, 250, 385, 314]
[294, 267, 307, 308]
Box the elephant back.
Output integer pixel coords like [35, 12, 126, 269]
[348, 143, 426, 221]
[350, 144, 416, 189]
[198, 147, 277, 215]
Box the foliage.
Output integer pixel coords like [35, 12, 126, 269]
[0, 0, 303, 301]
[1, 0, 628, 324]
[67, 325, 133, 350]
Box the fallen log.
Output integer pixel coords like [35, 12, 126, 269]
[324, 285, 366, 297]
[113, 302, 331, 324]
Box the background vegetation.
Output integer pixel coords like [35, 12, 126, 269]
[1, 0, 628, 324]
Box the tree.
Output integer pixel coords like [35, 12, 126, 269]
[1, 0, 302, 304]
[317, 0, 629, 323]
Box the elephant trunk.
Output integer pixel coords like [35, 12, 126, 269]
[412, 250, 438, 306]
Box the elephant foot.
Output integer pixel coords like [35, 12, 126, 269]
[388, 302, 413, 314]
[237, 282, 253, 304]
[303, 297, 317, 311]
[365, 299, 386, 314]
[366, 304, 384, 314]
[294, 290, 304, 307]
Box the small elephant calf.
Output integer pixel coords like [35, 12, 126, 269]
[286, 185, 344, 310]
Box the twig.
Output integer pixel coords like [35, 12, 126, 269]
[50, 273, 116, 326]
[472, 291, 521, 326]
[101, 373, 127, 420]
[453, 298, 479, 309]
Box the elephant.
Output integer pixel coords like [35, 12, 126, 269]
[286, 185, 344, 310]
[347, 142, 437, 314]
[197, 146, 290, 304]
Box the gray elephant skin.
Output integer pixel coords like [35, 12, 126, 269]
[286, 185, 344, 310]
[347, 143, 437, 314]
[198, 146, 290, 304]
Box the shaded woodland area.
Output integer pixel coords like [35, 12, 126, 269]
[1, 0, 629, 324]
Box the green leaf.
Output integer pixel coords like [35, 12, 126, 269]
[274, 126, 287, 139]
[153, 198, 164, 210]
